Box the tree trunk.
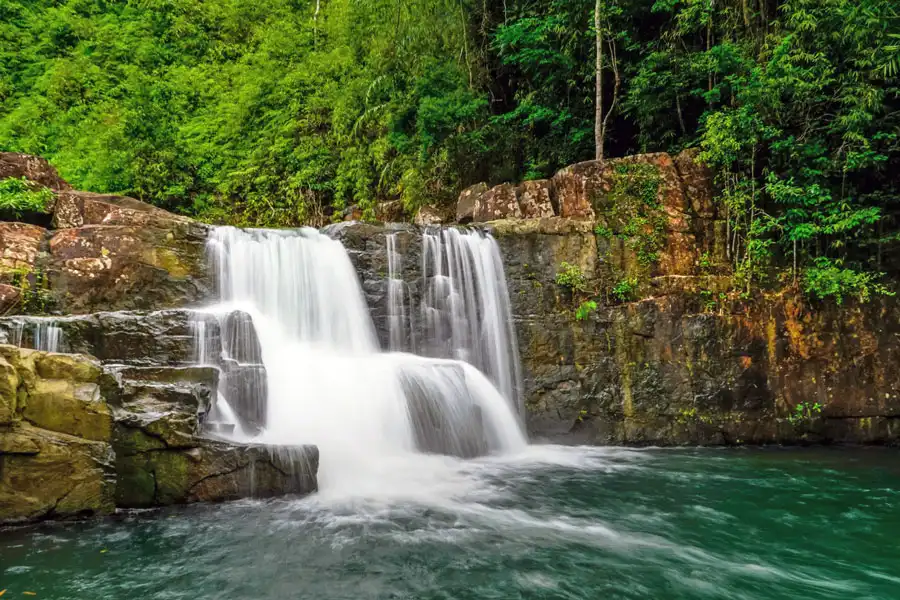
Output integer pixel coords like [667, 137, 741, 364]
[595, 0, 604, 161]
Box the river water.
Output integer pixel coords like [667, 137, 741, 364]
[2, 446, 899, 600]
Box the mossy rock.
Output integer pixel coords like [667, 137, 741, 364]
[23, 378, 112, 442]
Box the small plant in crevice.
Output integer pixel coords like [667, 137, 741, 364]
[611, 277, 639, 303]
[699, 289, 728, 312]
[575, 300, 597, 321]
[787, 402, 824, 425]
[555, 261, 587, 294]
[5, 267, 54, 315]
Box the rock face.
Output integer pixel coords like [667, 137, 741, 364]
[0, 159, 210, 316]
[338, 158, 900, 448]
[0, 153, 72, 191]
[493, 220, 900, 446]
[0, 339, 318, 524]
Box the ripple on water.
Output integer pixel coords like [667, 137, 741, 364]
[1, 446, 899, 600]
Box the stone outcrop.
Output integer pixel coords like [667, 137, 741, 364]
[52, 190, 193, 229]
[0, 339, 318, 524]
[455, 151, 718, 232]
[0, 153, 72, 191]
[0, 159, 210, 316]
[491, 220, 900, 446]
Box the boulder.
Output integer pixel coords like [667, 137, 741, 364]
[0, 153, 71, 190]
[474, 183, 522, 222]
[375, 200, 405, 223]
[414, 205, 445, 227]
[517, 180, 556, 219]
[47, 224, 210, 313]
[0, 423, 116, 523]
[52, 191, 193, 229]
[457, 183, 488, 224]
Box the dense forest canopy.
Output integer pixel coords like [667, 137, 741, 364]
[1, 0, 899, 301]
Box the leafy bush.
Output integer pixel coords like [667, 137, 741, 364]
[0, 178, 53, 217]
[802, 258, 894, 304]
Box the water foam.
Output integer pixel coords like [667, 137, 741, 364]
[198, 226, 527, 494]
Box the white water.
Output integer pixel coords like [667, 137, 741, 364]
[1, 317, 63, 352]
[416, 228, 524, 415]
[199, 226, 527, 492]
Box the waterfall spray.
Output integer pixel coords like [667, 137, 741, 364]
[197, 226, 527, 487]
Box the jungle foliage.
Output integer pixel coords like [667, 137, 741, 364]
[1, 0, 899, 300]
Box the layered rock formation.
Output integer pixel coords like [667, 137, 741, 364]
[0, 156, 317, 525]
[344, 151, 900, 447]
[0, 152, 210, 316]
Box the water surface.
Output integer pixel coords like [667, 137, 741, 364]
[2, 446, 899, 600]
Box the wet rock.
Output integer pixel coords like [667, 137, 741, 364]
[222, 360, 267, 434]
[473, 183, 522, 222]
[0, 153, 71, 191]
[0, 310, 215, 366]
[221, 310, 263, 364]
[399, 362, 488, 459]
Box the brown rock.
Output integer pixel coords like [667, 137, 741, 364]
[457, 183, 488, 224]
[0, 153, 71, 191]
[0, 284, 20, 314]
[52, 191, 192, 229]
[517, 180, 556, 219]
[551, 160, 601, 219]
[474, 183, 522, 222]
[375, 200, 405, 223]
[414, 205, 445, 227]
[47, 223, 209, 313]
[0, 222, 46, 278]
[674, 148, 716, 218]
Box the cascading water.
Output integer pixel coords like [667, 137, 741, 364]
[197, 226, 526, 490]
[1, 318, 63, 352]
[385, 228, 524, 416]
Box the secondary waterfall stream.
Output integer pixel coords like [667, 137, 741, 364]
[196, 226, 526, 493]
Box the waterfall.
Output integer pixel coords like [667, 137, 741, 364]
[0, 318, 63, 352]
[386, 233, 413, 352]
[198, 226, 526, 480]
[414, 228, 523, 415]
